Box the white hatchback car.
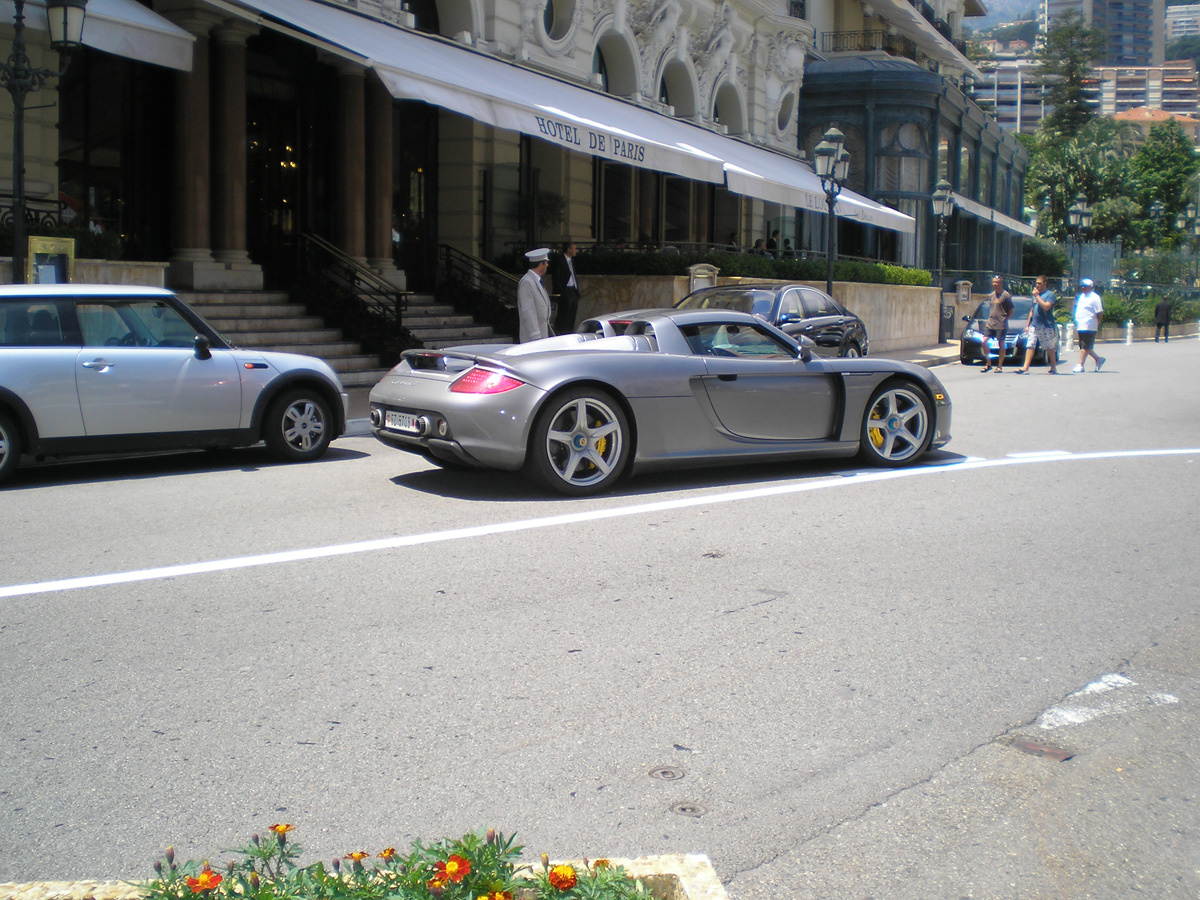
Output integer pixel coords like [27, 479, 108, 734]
[0, 285, 348, 484]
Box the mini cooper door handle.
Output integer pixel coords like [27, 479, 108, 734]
[81, 358, 114, 371]
[718, 373, 737, 381]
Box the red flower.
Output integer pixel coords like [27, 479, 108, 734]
[268, 824, 294, 836]
[185, 866, 223, 893]
[548, 864, 577, 891]
[344, 851, 370, 862]
[433, 855, 471, 883]
[482, 892, 513, 900]
[378, 848, 397, 860]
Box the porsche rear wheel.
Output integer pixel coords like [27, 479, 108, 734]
[525, 387, 630, 495]
[858, 381, 932, 467]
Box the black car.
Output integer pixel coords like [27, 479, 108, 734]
[674, 283, 869, 357]
[959, 297, 1050, 366]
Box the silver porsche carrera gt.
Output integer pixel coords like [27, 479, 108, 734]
[368, 308, 952, 495]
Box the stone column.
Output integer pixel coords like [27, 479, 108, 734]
[166, 21, 221, 289]
[334, 63, 367, 263]
[211, 21, 263, 289]
[365, 74, 404, 287]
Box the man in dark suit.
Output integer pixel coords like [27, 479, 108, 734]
[551, 240, 580, 334]
[1154, 297, 1171, 342]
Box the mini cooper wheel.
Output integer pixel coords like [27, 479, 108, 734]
[526, 387, 630, 495]
[859, 381, 932, 467]
[263, 389, 333, 462]
[0, 410, 21, 485]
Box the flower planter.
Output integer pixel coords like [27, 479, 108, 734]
[0, 856, 728, 900]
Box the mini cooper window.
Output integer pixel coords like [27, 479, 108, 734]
[78, 299, 196, 348]
[682, 322, 796, 359]
[0, 300, 71, 346]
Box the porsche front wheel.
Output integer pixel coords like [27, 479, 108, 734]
[859, 381, 932, 467]
[525, 387, 630, 495]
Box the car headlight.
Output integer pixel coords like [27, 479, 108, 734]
[964, 327, 982, 340]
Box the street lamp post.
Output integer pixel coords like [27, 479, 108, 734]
[1066, 192, 1091, 293]
[813, 126, 848, 296]
[931, 178, 953, 342]
[0, 0, 88, 284]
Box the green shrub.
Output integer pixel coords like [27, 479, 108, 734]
[506, 247, 933, 286]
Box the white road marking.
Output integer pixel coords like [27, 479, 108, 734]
[1037, 673, 1179, 730]
[2, 447, 1198, 600]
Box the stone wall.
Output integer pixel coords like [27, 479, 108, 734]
[576, 276, 940, 352]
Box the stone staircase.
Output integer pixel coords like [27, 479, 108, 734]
[182, 290, 513, 391]
[404, 293, 513, 347]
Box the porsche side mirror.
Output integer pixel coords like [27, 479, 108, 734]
[797, 334, 815, 362]
[194, 334, 212, 360]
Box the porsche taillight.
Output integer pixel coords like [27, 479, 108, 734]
[449, 367, 525, 394]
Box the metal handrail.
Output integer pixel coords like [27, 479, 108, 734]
[298, 233, 419, 361]
[436, 244, 520, 339]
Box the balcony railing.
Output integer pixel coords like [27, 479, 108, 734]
[822, 29, 919, 61]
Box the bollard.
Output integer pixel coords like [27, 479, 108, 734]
[1126, 319, 1133, 345]
[1064, 322, 1076, 353]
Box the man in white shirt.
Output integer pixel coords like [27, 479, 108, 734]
[1072, 277, 1105, 373]
[518, 248, 552, 342]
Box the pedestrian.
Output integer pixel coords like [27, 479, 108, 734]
[981, 275, 1014, 373]
[1154, 296, 1171, 343]
[1072, 277, 1106, 373]
[781, 238, 795, 258]
[1015, 275, 1059, 374]
[550, 239, 580, 334]
[725, 231, 739, 252]
[766, 229, 780, 256]
[751, 238, 767, 255]
[517, 248, 552, 342]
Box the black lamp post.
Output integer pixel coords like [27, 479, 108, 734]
[0, 0, 88, 284]
[813, 126, 847, 296]
[931, 178, 952, 342]
[1067, 192, 1090, 293]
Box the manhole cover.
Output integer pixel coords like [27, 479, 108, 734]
[648, 766, 685, 781]
[670, 801, 707, 818]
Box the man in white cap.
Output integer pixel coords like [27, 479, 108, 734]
[1072, 277, 1105, 373]
[518, 248, 552, 342]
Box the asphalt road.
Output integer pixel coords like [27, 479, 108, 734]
[1, 339, 1198, 899]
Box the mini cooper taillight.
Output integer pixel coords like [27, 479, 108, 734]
[449, 367, 525, 394]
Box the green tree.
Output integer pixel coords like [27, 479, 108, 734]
[1025, 117, 1141, 241]
[1037, 10, 1106, 138]
[1129, 120, 1200, 247]
[1166, 35, 1200, 67]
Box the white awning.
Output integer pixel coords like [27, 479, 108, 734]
[214, 0, 725, 183]
[212, 0, 913, 231]
[951, 191, 1035, 236]
[869, 0, 983, 81]
[677, 130, 916, 233]
[0, 0, 194, 71]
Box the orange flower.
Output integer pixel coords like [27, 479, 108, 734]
[433, 855, 471, 883]
[548, 864, 577, 891]
[426, 875, 447, 894]
[344, 851, 370, 862]
[268, 824, 294, 836]
[482, 892, 513, 900]
[592, 859, 610, 870]
[378, 848, 397, 860]
[185, 866, 223, 893]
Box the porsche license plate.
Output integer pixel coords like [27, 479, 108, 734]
[385, 410, 421, 434]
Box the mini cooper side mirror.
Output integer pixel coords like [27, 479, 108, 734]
[194, 334, 212, 360]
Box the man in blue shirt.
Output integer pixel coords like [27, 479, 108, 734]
[1016, 275, 1060, 374]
